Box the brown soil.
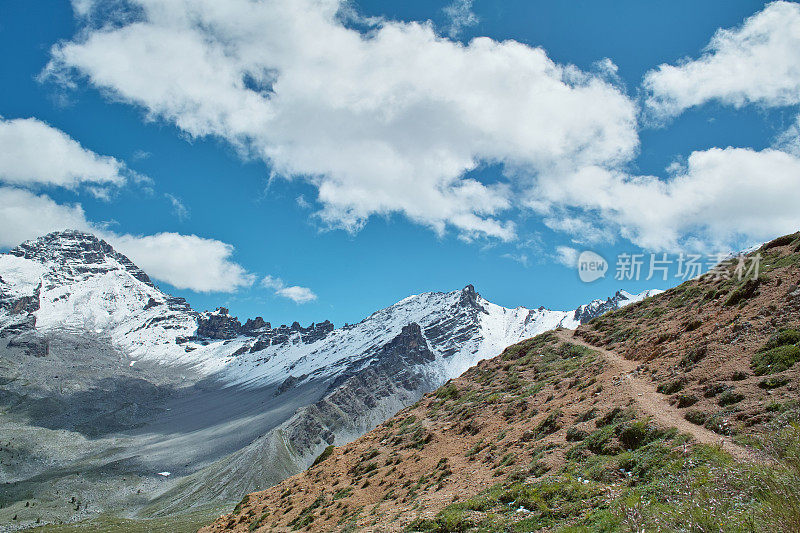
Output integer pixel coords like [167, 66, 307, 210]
[200, 232, 800, 533]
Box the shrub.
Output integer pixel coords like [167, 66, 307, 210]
[436, 383, 460, 401]
[408, 507, 474, 532]
[676, 394, 699, 408]
[685, 409, 708, 425]
[680, 345, 708, 368]
[762, 329, 800, 351]
[703, 383, 728, 398]
[595, 407, 633, 428]
[583, 426, 618, 455]
[752, 345, 800, 375]
[763, 234, 798, 249]
[759, 376, 790, 390]
[233, 494, 250, 515]
[617, 420, 666, 450]
[725, 279, 761, 307]
[312, 445, 335, 467]
[717, 390, 745, 406]
[566, 426, 588, 442]
[657, 379, 685, 395]
[534, 410, 561, 438]
[685, 320, 703, 332]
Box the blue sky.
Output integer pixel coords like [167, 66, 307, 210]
[1, 0, 799, 327]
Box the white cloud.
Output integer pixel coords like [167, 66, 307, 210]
[643, 1, 800, 119]
[0, 117, 127, 189]
[45, 0, 638, 242]
[110, 232, 255, 292]
[443, 0, 478, 38]
[529, 147, 800, 251]
[0, 186, 253, 292]
[775, 115, 800, 157]
[164, 193, 189, 221]
[0, 187, 93, 247]
[261, 275, 317, 304]
[501, 252, 529, 267]
[554, 246, 579, 268]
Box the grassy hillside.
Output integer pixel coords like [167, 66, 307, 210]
[200, 233, 800, 532]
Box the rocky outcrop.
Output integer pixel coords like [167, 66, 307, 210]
[197, 308, 242, 339]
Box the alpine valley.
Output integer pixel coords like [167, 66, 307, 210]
[0, 231, 658, 531]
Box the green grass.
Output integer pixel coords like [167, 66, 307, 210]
[408, 413, 800, 533]
[21, 508, 221, 533]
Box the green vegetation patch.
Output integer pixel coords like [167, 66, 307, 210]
[752, 345, 800, 375]
[311, 445, 335, 467]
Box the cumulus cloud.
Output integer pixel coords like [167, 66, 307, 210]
[0, 117, 127, 189]
[643, 1, 800, 119]
[0, 187, 93, 247]
[529, 147, 800, 251]
[0, 186, 254, 292]
[443, 0, 479, 38]
[261, 275, 317, 304]
[43, 0, 800, 254]
[45, 0, 638, 242]
[110, 232, 255, 292]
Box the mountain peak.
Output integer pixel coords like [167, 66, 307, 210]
[458, 283, 481, 309]
[8, 230, 153, 287]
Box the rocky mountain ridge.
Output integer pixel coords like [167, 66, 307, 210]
[202, 231, 800, 533]
[0, 230, 659, 530]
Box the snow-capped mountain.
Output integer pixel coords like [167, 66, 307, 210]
[0, 231, 659, 526]
[0, 230, 658, 390]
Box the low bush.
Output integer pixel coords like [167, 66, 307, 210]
[311, 445, 335, 467]
[566, 426, 588, 442]
[684, 409, 708, 425]
[657, 379, 685, 395]
[759, 376, 790, 390]
[725, 279, 761, 307]
[752, 345, 800, 375]
[717, 390, 745, 407]
[676, 394, 699, 408]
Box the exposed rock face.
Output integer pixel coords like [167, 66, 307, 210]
[197, 308, 242, 339]
[0, 230, 660, 528]
[9, 229, 154, 288]
[281, 322, 437, 462]
[572, 289, 662, 324]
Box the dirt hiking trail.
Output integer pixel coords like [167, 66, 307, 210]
[556, 329, 757, 462]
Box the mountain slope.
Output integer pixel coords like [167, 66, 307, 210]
[0, 231, 657, 530]
[202, 232, 800, 532]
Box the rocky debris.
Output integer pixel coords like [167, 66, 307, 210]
[245, 320, 335, 351]
[274, 374, 303, 397]
[0, 315, 35, 338]
[8, 334, 48, 357]
[458, 284, 486, 312]
[374, 323, 436, 368]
